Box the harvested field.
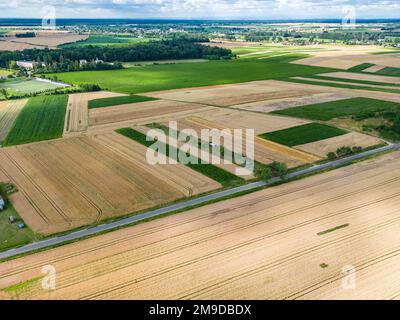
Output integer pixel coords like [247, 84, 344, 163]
[140, 125, 254, 181]
[89, 100, 213, 128]
[230, 93, 353, 113]
[294, 52, 400, 69]
[191, 108, 310, 135]
[64, 91, 126, 136]
[0, 31, 88, 51]
[319, 72, 400, 85]
[142, 80, 322, 107]
[2, 151, 400, 299]
[0, 99, 26, 143]
[0, 136, 220, 234]
[364, 65, 386, 73]
[295, 132, 384, 158]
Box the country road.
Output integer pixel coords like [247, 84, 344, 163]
[1, 143, 399, 260]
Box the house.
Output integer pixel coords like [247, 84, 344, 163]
[16, 61, 35, 69]
[16, 61, 46, 70]
[0, 196, 5, 211]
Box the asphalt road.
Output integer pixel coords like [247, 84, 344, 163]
[1, 143, 399, 260]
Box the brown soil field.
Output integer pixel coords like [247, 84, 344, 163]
[363, 65, 386, 73]
[142, 80, 322, 107]
[0, 136, 220, 235]
[195, 108, 310, 135]
[293, 77, 400, 90]
[0, 99, 26, 143]
[0, 41, 41, 51]
[1, 151, 400, 299]
[294, 51, 400, 69]
[230, 93, 353, 113]
[64, 91, 126, 136]
[0, 32, 88, 50]
[320, 72, 400, 85]
[295, 132, 384, 158]
[88, 100, 213, 128]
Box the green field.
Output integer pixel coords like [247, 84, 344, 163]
[4, 95, 68, 146]
[348, 63, 375, 72]
[0, 78, 65, 95]
[61, 34, 150, 48]
[0, 185, 37, 252]
[272, 98, 400, 121]
[50, 58, 333, 95]
[88, 95, 158, 109]
[376, 67, 400, 77]
[259, 123, 348, 147]
[116, 128, 244, 187]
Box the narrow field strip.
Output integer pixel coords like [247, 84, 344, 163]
[271, 97, 400, 121]
[116, 127, 244, 187]
[259, 123, 348, 147]
[88, 95, 158, 109]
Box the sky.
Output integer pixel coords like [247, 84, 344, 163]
[1, 0, 400, 20]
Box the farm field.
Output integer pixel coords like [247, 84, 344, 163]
[2, 151, 400, 299]
[0, 78, 66, 95]
[315, 72, 400, 85]
[176, 115, 320, 167]
[259, 123, 348, 147]
[376, 67, 400, 77]
[117, 127, 245, 186]
[295, 132, 384, 158]
[50, 59, 333, 95]
[142, 79, 324, 107]
[4, 95, 68, 146]
[0, 31, 88, 50]
[64, 91, 127, 136]
[0, 99, 26, 144]
[60, 34, 148, 48]
[88, 95, 157, 109]
[88, 99, 214, 129]
[272, 97, 400, 121]
[293, 45, 400, 69]
[0, 135, 220, 235]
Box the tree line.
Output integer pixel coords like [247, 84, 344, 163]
[0, 40, 234, 72]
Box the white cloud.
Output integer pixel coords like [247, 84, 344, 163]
[0, 0, 399, 19]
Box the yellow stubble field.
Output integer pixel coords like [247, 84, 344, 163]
[1, 151, 400, 299]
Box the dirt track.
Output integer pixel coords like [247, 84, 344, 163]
[1, 151, 400, 299]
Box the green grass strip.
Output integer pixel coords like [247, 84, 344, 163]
[376, 67, 400, 77]
[259, 123, 347, 147]
[317, 224, 350, 236]
[348, 63, 375, 72]
[116, 127, 244, 187]
[88, 95, 158, 109]
[272, 97, 400, 121]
